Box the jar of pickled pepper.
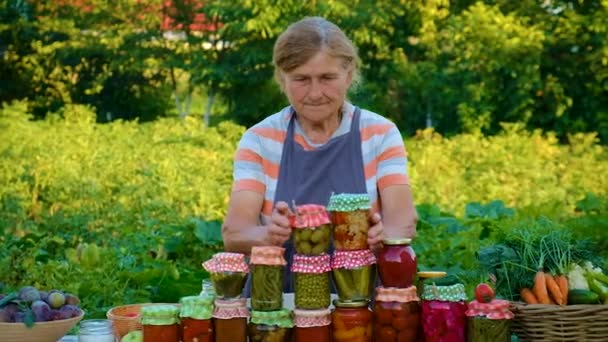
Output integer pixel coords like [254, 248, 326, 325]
[293, 308, 331, 342]
[373, 286, 421, 342]
[202, 252, 249, 300]
[179, 295, 214, 342]
[141, 304, 181, 342]
[250, 246, 287, 311]
[213, 298, 249, 342]
[248, 309, 294, 342]
[421, 282, 467, 342]
[332, 300, 373, 342]
[290, 204, 332, 255]
[292, 254, 331, 309]
[377, 238, 417, 288]
[327, 193, 371, 251]
[465, 298, 513, 342]
[331, 249, 376, 302]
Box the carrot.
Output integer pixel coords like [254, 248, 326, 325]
[533, 270, 551, 304]
[520, 288, 539, 304]
[555, 275, 569, 304]
[545, 273, 564, 305]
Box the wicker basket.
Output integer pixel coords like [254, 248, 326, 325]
[107, 303, 180, 339]
[0, 312, 84, 342]
[511, 302, 608, 341]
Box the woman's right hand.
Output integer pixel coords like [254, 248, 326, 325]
[266, 201, 293, 246]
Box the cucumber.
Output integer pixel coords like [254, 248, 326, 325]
[567, 289, 601, 304]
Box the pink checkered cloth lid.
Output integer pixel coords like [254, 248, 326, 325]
[466, 299, 514, 319]
[289, 204, 331, 228]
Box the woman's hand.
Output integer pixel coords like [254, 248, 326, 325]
[266, 201, 293, 246]
[367, 212, 385, 251]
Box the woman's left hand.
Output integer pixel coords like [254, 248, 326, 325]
[367, 212, 385, 251]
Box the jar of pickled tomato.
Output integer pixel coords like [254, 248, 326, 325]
[293, 308, 331, 342]
[332, 300, 373, 342]
[373, 286, 421, 342]
[179, 295, 214, 342]
[141, 304, 180, 342]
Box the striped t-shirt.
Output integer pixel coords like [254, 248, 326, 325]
[232, 102, 410, 216]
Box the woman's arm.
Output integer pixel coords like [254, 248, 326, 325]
[222, 191, 292, 254]
[380, 184, 418, 239]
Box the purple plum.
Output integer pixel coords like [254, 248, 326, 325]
[18, 286, 40, 303]
[49, 309, 63, 321]
[64, 293, 81, 306]
[31, 300, 51, 322]
[59, 304, 81, 319]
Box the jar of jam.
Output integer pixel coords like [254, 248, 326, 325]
[377, 238, 417, 288]
[327, 193, 371, 251]
[202, 252, 249, 299]
[332, 300, 373, 342]
[421, 282, 467, 342]
[292, 254, 331, 309]
[290, 204, 332, 255]
[293, 308, 331, 342]
[212, 298, 249, 342]
[248, 309, 294, 342]
[466, 298, 513, 342]
[373, 286, 421, 342]
[141, 304, 180, 342]
[250, 246, 286, 311]
[331, 249, 376, 302]
[179, 295, 214, 342]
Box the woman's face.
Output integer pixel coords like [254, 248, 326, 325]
[280, 50, 353, 124]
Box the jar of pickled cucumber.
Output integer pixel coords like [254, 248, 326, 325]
[291, 254, 331, 309]
[327, 193, 371, 251]
[332, 300, 373, 342]
[248, 309, 294, 342]
[373, 286, 421, 342]
[331, 249, 376, 302]
[421, 282, 467, 342]
[141, 304, 181, 342]
[179, 295, 214, 342]
[465, 299, 513, 342]
[202, 252, 249, 300]
[213, 298, 249, 342]
[290, 204, 332, 255]
[250, 246, 287, 311]
[293, 308, 331, 342]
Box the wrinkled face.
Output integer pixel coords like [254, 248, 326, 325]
[280, 51, 353, 124]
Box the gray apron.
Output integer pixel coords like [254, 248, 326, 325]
[246, 107, 367, 295]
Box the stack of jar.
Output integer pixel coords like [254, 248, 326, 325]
[327, 193, 377, 342]
[374, 237, 421, 342]
[290, 204, 333, 342]
[203, 252, 250, 342]
[248, 246, 294, 341]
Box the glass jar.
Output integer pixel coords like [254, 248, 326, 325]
[327, 193, 371, 251]
[179, 295, 214, 342]
[373, 286, 421, 342]
[79, 319, 115, 342]
[250, 246, 286, 311]
[331, 249, 376, 302]
[421, 283, 467, 342]
[290, 204, 332, 255]
[377, 238, 417, 288]
[292, 254, 331, 309]
[332, 300, 373, 342]
[141, 304, 181, 342]
[293, 308, 331, 342]
[248, 309, 294, 342]
[201, 278, 216, 297]
[212, 298, 249, 342]
[202, 252, 249, 299]
[466, 299, 513, 342]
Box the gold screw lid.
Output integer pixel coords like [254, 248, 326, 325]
[383, 238, 413, 245]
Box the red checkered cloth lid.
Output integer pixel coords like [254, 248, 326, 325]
[466, 299, 514, 320]
[250, 246, 287, 266]
[375, 286, 419, 303]
[289, 204, 331, 228]
[213, 298, 249, 319]
[331, 249, 376, 269]
[291, 254, 331, 273]
[293, 308, 331, 327]
[202, 252, 249, 273]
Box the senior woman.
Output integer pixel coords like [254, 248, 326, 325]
[222, 17, 417, 292]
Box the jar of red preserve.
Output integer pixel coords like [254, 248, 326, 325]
[293, 308, 331, 342]
[141, 304, 180, 342]
[212, 298, 249, 342]
[179, 295, 214, 342]
[421, 282, 467, 342]
[377, 238, 417, 288]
